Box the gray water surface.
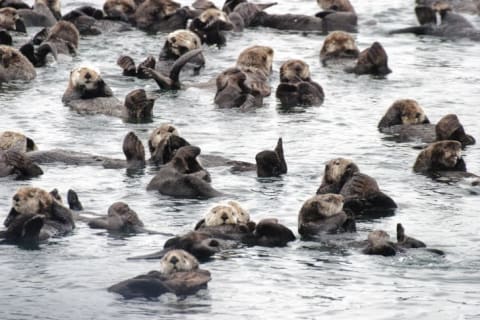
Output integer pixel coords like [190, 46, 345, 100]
[1, 0, 480, 319]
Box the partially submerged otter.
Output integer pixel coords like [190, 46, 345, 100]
[108, 249, 211, 299]
[1, 187, 75, 245]
[0, 149, 43, 178]
[17, 0, 60, 27]
[147, 145, 222, 198]
[189, 8, 234, 46]
[320, 31, 360, 66]
[298, 194, 355, 239]
[62, 67, 155, 121]
[316, 158, 397, 217]
[133, 0, 194, 33]
[0, 131, 38, 152]
[0, 7, 27, 31]
[86, 202, 147, 233]
[0, 45, 36, 82]
[275, 59, 324, 107]
[215, 45, 273, 109]
[345, 42, 391, 76]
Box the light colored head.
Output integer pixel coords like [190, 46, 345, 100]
[160, 249, 199, 274]
[227, 200, 250, 223]
[367, 230, 390, 243]
[204, 204, 238, 226]
[12, 187, 53, 215]
[237, 45, 274, 75]
[322, 158, 359, 185]
[320, 31, 359, 62]
[69, 66, 101, 90]
[36, 0, 62, 15]
[166, 29, 201, 56]
[317, 0, 355, 12]
[199, 8, 229, 24]
[279, 60, 311, 83]
[148, 124, 179, 148]
[302, 194, 344, 218]
[0, 8, 20, 30]
[0, 131, 37, 152]
[103, 0, 137, 16]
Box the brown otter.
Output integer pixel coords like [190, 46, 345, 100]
[345, 42, 391, 76]
[0, 7, 26, 31]
[215, 45, 273, 109]
[133, 0, 194, 33]
[147, 124, 190, 165]
[18, 41, 57, 67]
[255, 137, 287, 177]
[298, 194, 355, 238]
[319, 31, 359, 66]
[86, 202, 146, 232]
[317, 0, 355, 13]
[27, 131, 146, 170]
[435, 114, 475, 147]
[17, 0, 60, 27]
[416, 0, 480, 15]
[147, 145, 222, 198]
[316, 158, 397, 217]
[0, 45, 36, 82]
[0, 149, 43, 177]
[40, 20, 79, 55]
[0, 131, 38, 152]
[275, 59, 324, 107]
[223, 1, 276, 32]
[3, 187, 75, 242]
[189, 8, 234, 47]
[378, 99, 430, 129]
[108, 249, 211, 299]
[390, 2, 480, 41]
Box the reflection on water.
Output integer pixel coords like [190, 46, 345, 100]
[1, 0, 480, 319]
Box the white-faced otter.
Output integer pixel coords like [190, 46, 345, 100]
[320, 31, 359, 66]
[189, 8, 234, 47]
[147, 145, 222, 198]
[18, 0, 60, 27]
[298, 194, 355, 238]
[412, 140, 479, 183]
[345, 42, 391, 76]
[215, 45, 273, 109]
[133, 0, 194, 33]
[317, 158, 397, 218]
[0, 45, 36, 82]
[0, 131, 38, 152]
[108, 249, 211, 299]
[3, 187, 75, 243]
[276, 59, 324, 107]
[390, 2, 480, 41]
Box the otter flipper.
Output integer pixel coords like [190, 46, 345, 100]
[150, 135, 190, 165]
[127, 248, 170, 260]
[167, 48, 204, 89]
[274, 137, 287, 174]
[123, 89, 155, 121]
[22, 215, 44, 241]
[117, 55, 137, 76]
[5, 150, 43, 178]
[136, 56, 156, 79]
[0, 30, 13, 46]
[15, 18, 27, 33]
[67, 189, 84, 211]
[32, 27, 48, 45]
[122, 132, 146, 169]
[389, 25, 433, 35]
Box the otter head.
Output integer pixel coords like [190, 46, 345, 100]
[0, 7, 21, 31]
[367, 230, 390, 243]
[198, 8, 232, 29]
[162, 29, 201, 58]
[414, 140, 463, 173]
[11, 187, 53, 216]
[435, 114, 475, 147]
[124, 89, 154, 121]
[279, 60, 311, 83]
[237, 45, 274, 76]
[320, 31, 359, 65]
[104, 0, 136, 20]
[134, 0, 189, 32]
[47, 21, 80, 50]
[0, 131, 37, 152]
[346, 42, 391, 76]
[148, 125, 190, 165]
[227, 200, 250, 223]
[148, 124, 179, 153]
[322, 158, 359, 186]
[204, 204, 238, 227]
[301, 194, 345, 222]
[378, 99, 429, 128]
[189, 8, 233, 46]
[69, 66, 102, 91]
[107, 202, 144, 227]
[317, 0, 355, 12]
[160, 249, 199, 274]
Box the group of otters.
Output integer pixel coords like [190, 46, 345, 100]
[1, 0, 479, 300]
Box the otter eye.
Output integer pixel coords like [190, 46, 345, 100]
[334, 161, 340, 165]
[416, 113, 421, 118]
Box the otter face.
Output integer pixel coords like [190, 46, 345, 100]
[0, 8, 20, 30]
[323, 158, 359, 185]
[204, 205, 238, 226]
[317, 0, 354, 12]
[149, 124, 179, 149]
[279, 60, 311, 83]
[12, 187, 52, 215]
[320, 31, 359, 63]
[315, 194, 344, 216]
[104, 0, 137, 17]
[165, 29, 201, 57]
[397, 100, 426, 125]
[199, 8, 230, 26]
[227, 200, 250, 223]
[69, 67, 101, 91]
[367, 230, 390, 243]
[0, 131, 37, 152]
[160, 249, 199, 274]
[237, 46, 274, 75]
[433, 141, 462, 168]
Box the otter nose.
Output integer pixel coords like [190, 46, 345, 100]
[170, 256, 179, 265]
[84, 72, 92, 80]
[221, 213, 228, 221]
[13, 195, 19, 202]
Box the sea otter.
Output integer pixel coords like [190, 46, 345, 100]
[41, 20, 80, 55]
[215, 45, 273, 109]
[108, 249, 211, 299]
[0, 149, 43, 178]
[412, 140, 479, 183]
[319, 31, 359, 66]
[147, 124, 190, 165]
[275, 59, 324, 107]
[416, 0, 480, 15]
[189, 8, 234, 46]
[298, 194, 355, 238]
[3, 187, 75, 243]
[133, 0, 194, 33]
[17, 0, 60, 27]
[0, 131, 38, 152]
[345, 42, 391, 76]
[0, 45, 36, 82]
[147, 145, 222, 198]
[390, 2, 480, 41]
[0, 7, 26, 31]
[317, 0, 355, 13]
[27, 131, 146, 170]
[316, 158, 397, 217]
[224, 1, 276, 32]
[86, 202, 146, 232]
